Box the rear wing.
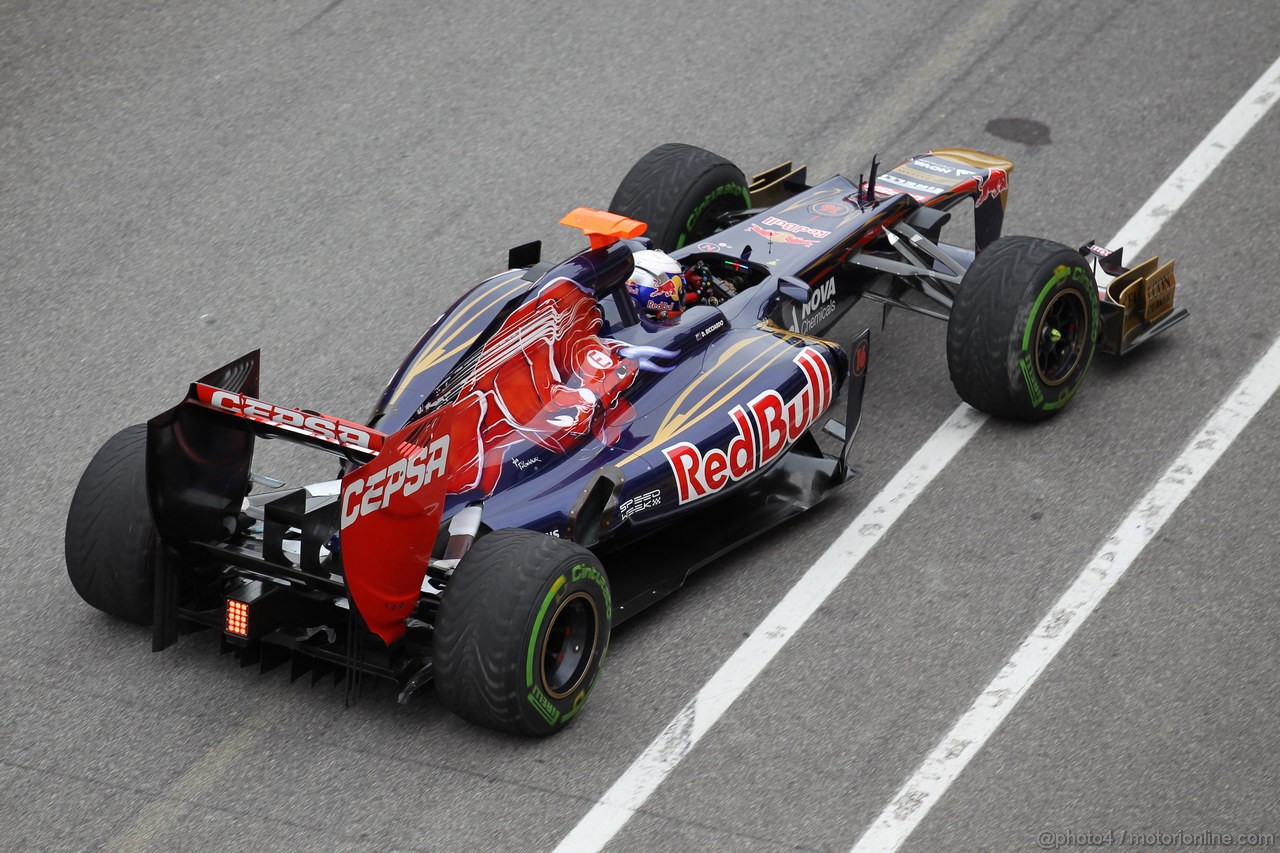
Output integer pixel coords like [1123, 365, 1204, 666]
[146, 351, 449, 649]
[147, 351, 382, 547]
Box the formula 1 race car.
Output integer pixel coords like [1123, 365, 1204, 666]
[65, 143, 1185, 735]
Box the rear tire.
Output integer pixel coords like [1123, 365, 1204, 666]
[946, 236, 1099, 420]
[433, 529, 612, 736]
[65, 424, 160, 624]
[609, 143, 750, 251]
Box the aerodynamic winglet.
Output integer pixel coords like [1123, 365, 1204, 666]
[560, 207, 647, 249]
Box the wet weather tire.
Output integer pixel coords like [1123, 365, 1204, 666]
[947, 236, 1099, 420]
[609, 143, 750, 251]
[433, 529, 612, 736]
[65, 424, 160, 625]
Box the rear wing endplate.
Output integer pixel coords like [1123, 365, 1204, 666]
[147, 350, 383, 547]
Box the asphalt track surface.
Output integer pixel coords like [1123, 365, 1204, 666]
[2, 2, 1278, 851]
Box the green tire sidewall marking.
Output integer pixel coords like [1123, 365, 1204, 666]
[524, 564, 610, 724]
[527, 686, 560, 727]
[1041, 313, 1099, 412]
[571, 562, 612, 619]
[526, 574, 566, 689]
[1041, 297, 1099, 412]
[561, 642, 608, 723]
[1018, 356, 1044, 407]
[1021, 265, 1072, 352]
[559, 596, 610, 723]
[1042, 380, 1077, 410]
[561, 687, 588, 722]
[1019, 263, 1096, 411]
[676, 182, 750, 249]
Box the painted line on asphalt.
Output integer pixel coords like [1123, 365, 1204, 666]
[553, 407, 987, 853]
[853, 334, 1280, 851]
[104, 694, 292, 853]
[96, 5, 1025, 849]
[555, 49, 1280, 853]
[851, 51, 1280, 853]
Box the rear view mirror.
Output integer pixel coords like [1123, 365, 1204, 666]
[777, 276, 811, 303]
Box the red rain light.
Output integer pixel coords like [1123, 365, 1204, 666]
[225, 600, 250, 637]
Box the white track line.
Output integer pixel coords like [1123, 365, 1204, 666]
[852, 336, 1280, 852]
[556, 52, 1280, 853]
[553, 407, 986, 852]
[852, 52, 1280, 853]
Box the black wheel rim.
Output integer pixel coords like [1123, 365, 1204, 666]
[540, 591, 598, 700]
[1034, 290, 1088, 386]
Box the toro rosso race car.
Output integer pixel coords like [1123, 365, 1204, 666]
[66, 143, 1185, 735]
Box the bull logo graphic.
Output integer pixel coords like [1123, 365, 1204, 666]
[976, 168, 1009, 207]
[650, 274, 683, 299]
[438, 278, 675, 496]
[747, 223, 818, 247]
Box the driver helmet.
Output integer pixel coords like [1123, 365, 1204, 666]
[626, 249, 686, 324]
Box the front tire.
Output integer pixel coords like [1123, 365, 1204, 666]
[65, 424, 161, 624]
[433, 529, 612, 736]
[609, 143, 750, 251]
[946, 236, 1099, 420]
